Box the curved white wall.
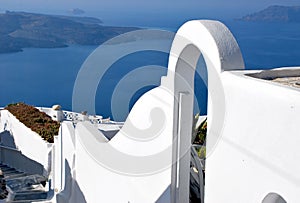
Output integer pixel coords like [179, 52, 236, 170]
[74, 120, 171, 202]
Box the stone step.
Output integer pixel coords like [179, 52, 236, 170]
[0, 164, 29, 180]
[6, 175, 47, 192]
[0, 164, 49, 202]
[7, 190, 48, 202]
[0, 167, 17, 173]
[4, 172, 28, 180]
[2, 170, 21, 175]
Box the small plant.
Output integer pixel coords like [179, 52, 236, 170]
[197, 146, 206, 159]
[193, 117, 207, 145]
[5, 102, 60, 143]
[192, 115, 207, 159]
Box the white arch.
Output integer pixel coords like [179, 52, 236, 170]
[165, 20, 245, 203]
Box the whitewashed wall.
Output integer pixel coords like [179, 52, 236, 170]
[73, 86, 173, 203]
[205, 69, 300, 202]
[0, 110, 53, 176]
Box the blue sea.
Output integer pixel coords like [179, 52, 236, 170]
[1, 21, 300, 121]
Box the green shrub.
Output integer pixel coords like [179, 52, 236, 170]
[5, 102, 60, 143]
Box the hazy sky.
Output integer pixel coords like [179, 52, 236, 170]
[0, 0, 299, 27]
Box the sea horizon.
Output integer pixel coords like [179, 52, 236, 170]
[1, 13, 300, 120]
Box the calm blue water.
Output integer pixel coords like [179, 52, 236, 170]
[227, 21, 300, 69]
[0, 45, 96, 111]
[1, 21, 300, 120]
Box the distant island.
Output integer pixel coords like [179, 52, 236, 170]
[0, 11, 139, 53]
[239, 5, 300, 23]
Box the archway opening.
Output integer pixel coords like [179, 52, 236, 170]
[171, 43, 208, 203]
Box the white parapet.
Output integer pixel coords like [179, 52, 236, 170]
[0, 110, 53, 176]
[204, 68, 300, 202]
